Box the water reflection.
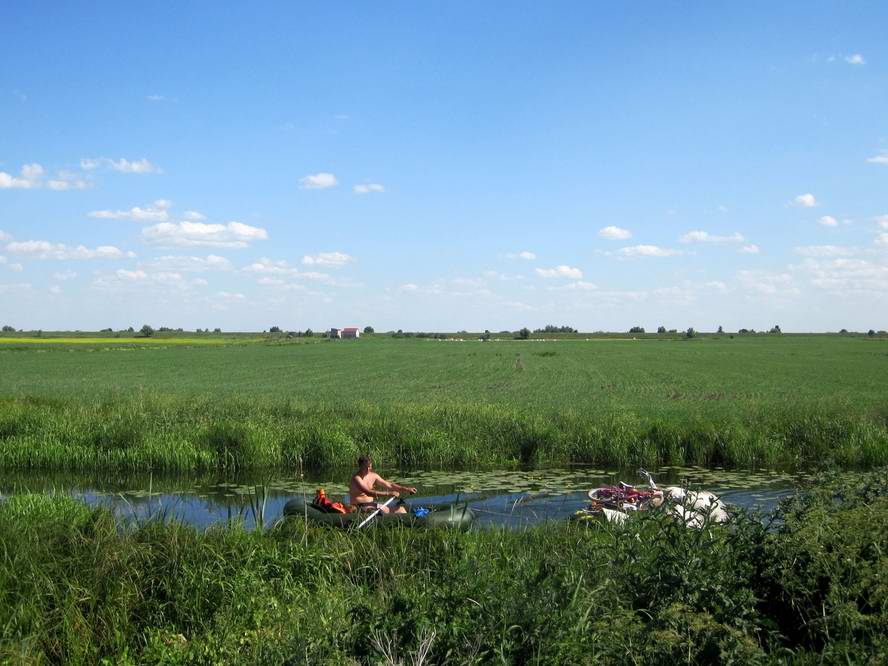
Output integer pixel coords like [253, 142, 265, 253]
[0, 466, 803, 529]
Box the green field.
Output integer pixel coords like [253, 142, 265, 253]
[1, 335, 887, 470]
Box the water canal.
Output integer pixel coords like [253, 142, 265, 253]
[0, 466, 808, 529]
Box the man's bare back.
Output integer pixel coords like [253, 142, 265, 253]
[349, 455, 416, 513]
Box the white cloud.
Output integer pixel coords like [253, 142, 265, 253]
[302, 251, 352, 267]
[535, 265, 583, 279]
[0, 255, 5, 263]
[737, 270, 798, 297]
[217, 291, 246, 300]
[845, 53, 866, 65]
[52, 271, 77, 281]
[80, 157, 160, 174]
[0, 163, 44, 189]
[560, 281, 598, 290]
[619, 245, 683, 257]
[257, 277, 285, 286]
[599, 226, 632, 240]
[818, 215, 838, 227]
[296, 271, 333, 282]
[680, 230, 744, 244]
[244, 258, 336, 284]
[0, 164, 89, 190]
[47, 171, 90, 190]
[876, 216, 888, 230]
[300, 172, 338, 189]
[183, 210, 206, 221]
[116, 269, 148, 281]
[868, 151, 888, 165]
[5, 240, 133, 260]
[740, 244, 760, 254]
[244, 258, 298, 276]
[792, 193, 818, 208]
[142, 221, 268, 248]
[400, 283, 419, 291]
[517, 250, 536, 260]
[49, 285, 61, 295]
[794, 245, 857, 258]
[876, 233, 888, 247]
[800, 257, 888, 292]
[144, 255, 232, 272]
[353, 183, 384, 194]
[8, 263, 23, 272]
[89, 200, 172, 222]
[0, 231, 9, 241]
[146, 94, 166, 102]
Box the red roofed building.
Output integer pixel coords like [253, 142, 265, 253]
[341, 327, 360, 339]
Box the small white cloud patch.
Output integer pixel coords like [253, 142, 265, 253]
[300, 172, 338, 189]
[353, 183, 384, 194]
[619, 245, 683, 257]
[599, 226, 632, 240]
[792, 193, 818, 208]
[740, 244, 760, 254]
[844, 53, 865, 65]
[89, 200, 172, 222]
[535, 265, 583, 279]
[0, 163, 44, 189]
[867, 151, 888, 165]
[142, 221, 268, 248]
[302, 251, 352, 267]
[5, 240, 131, 260]
[80, 158, 160, 174]
[793, 245, 857, 258]
[680, 230, 744, 244]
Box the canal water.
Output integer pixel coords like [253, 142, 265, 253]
[0, 465, 806, 529]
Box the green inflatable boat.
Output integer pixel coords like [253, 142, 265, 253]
[282, 497, 475, 529]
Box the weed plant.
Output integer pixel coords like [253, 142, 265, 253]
[0, 470, 885, 664]
[1, 394, 887, 471]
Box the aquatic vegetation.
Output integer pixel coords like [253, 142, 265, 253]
[0, 470, 885, 663]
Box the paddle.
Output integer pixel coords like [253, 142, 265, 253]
[356, 496, 397, 529]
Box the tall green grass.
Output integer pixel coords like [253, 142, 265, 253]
[2, 470, 886, 664]
[1, 394, 887, 471]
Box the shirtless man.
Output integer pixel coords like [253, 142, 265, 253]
[349, 455, 416, 514]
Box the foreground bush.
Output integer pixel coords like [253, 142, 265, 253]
[0, 471, 886, 664]
[2, 395, 888, 471]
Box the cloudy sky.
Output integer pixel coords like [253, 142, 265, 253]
[2, 2, 887, 332]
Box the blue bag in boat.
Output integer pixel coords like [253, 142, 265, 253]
[413, 507, 431, 518]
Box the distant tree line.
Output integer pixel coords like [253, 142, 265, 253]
[533, 324, 577, 333]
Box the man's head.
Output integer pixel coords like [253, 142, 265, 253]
[357, 455, 372, 472]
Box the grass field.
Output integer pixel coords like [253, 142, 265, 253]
[0, 336, 251, 345]
[1, 335, 886, 470]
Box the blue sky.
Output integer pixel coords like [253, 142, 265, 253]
[2, 2, 887, 332]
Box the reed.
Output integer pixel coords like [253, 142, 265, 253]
[1, 470, 885, 664]
[1, 394, 887, 472]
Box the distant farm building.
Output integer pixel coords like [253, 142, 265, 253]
[329, 327, 360, 339]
